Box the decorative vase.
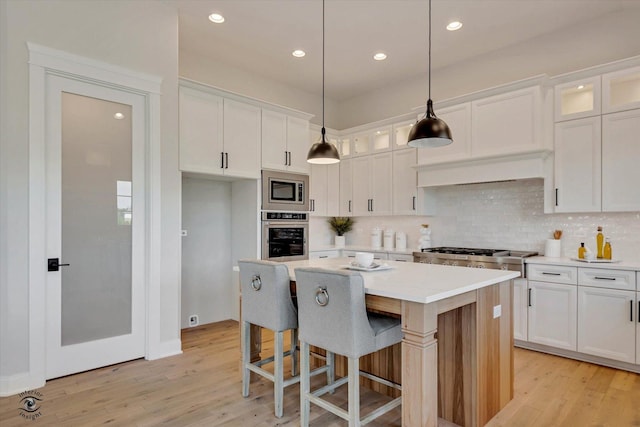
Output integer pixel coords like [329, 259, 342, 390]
[335, 235, 345, 248]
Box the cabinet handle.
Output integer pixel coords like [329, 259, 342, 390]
[631, 300, 634, 322]
[225, 152, 229, 169]
[348, 200, 351, 213]
[594, 276, 616, 281]
[370, 199, 374, 212]
[412, 196, 416, 211]
[288, 151, 292, 166]
[396, 259, 407, 262]
[528, 288, 532, 307]
[541, 272, 561, 276]
[638, 301, 639, 323]
[555, 188, 558, 207]
[221, 152, 225, 169]
[285, 151, 288, 166]
[319, 255, 328, 259]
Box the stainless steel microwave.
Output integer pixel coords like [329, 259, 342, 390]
[261, 170, 309, 211]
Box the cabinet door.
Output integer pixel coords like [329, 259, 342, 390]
[602, 66, 640, 114]
[602, 109, 640, 212]
[370, 152, 393, 216]
[528, 281, 577, 350]
[223, 99, 261, 178]
[472, 87, 540, 157]
[393, 120, 414, 151]
[418, 103, 472, 164]
[326, 162, 340, 217]
[577, 287, 636, 363]
[309, 163, 327, 216]
[554, 117, 601, 212]
[637, 291, 639, 365]
[179, 87, 224, 175]
[392, 148, 417, 215]
[351, 156, 371, 216]
[554, 77, 601, 122]
[339, 158, 353, 216]
[513, 279, 528, 341]
[286, 116, 310, 174]
[261, 109, 288, 171]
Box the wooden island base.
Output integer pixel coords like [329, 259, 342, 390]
[250, 280, 513, 427]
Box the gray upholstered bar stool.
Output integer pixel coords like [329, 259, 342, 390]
[295, 267, 403, 427]
[238, 260, 300, 418]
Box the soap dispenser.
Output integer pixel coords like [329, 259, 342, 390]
[578, 242, 586, 259]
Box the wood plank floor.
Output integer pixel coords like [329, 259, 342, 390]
[1, 320, 639, 426]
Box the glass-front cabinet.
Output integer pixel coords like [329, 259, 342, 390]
[554, 76, 601, 122]
[392, 120, 414, 150]
[602, 66, 640, 114]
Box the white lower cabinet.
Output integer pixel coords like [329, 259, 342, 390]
[577, 286, 636, 363]
[513, 279, 528, 341]
[527, 280, 577, 350]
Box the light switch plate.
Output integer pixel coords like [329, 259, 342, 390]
[493, 305, 502, 319]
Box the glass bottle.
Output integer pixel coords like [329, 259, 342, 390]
[578, 242, 586, 259]
[596, 226, 604, 259]
[603, 238, 612, 260]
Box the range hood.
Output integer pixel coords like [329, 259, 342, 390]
[416, 150, 552, 188]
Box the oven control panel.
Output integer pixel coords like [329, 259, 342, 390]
[262, 212, 308, 221]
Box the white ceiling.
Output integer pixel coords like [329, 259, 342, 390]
[176, 0, 640, 101]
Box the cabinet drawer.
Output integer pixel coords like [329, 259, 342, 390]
[578, 268, 636, 291]
[388, 253, 413, 262]
[527, 264, 577, 285]
[309, 250, 341, 260]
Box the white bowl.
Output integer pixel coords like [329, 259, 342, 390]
[355, 252, 374, 268]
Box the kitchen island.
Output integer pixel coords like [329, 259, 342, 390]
[280, 257, 520, 427]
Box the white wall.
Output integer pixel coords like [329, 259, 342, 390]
[179, 49, 340, 128]
[181, 177, 233, 328]
[0, 0, 180, 393]
[336, 9, 640, 129]
[310, 179, 640, 263]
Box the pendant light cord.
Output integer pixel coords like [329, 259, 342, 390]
[428, 0, 431, 100]
[321, 0, 326, 139]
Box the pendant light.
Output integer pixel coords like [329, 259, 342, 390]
[307, 0, 340, 164]
[408, 0, 453, 148]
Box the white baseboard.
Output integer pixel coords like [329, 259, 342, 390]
[146, 338, 182, 361]
[0, 372, 45, 397]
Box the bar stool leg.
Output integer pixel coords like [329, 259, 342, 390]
[274, 331, 284, 418]
[347, 356, 360, 427]
[326, 350, 335, 392]
[290, 328, 298, 377]
[300, 341, 311, 427]
[241, 321, 251, 397]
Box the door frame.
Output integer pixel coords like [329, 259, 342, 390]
[28, 43, 163, 387]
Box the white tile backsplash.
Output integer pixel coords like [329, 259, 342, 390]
[310, 179, 640, 262]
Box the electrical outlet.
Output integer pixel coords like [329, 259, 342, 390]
[493, 305, 501, 319]
[188, 314, 199, 327]
[181, 230, 188, 237]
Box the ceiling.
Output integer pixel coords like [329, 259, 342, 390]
[176, 0, 640, 102]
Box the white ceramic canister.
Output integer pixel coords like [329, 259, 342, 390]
[395, 232, 407, 250]
[371, 227, 382, 249]
[383, 229, 394, 250]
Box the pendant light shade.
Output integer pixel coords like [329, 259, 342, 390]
[307, 0, 340, 164]
[408, 0, 453, 149]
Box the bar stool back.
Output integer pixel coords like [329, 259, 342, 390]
[238, 260, 299, 418]
[295, 267, 402, 427]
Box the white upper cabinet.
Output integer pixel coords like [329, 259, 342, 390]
[392, 148, 418, 215]
[554, 76, 601, 122]
[417, 103, 472, 165]
[472, 86, 543, 158]
[554, 117, 602, 212]
[308, 129, 340, 217]
[339, 158, 353, 216]
[602, 66, 640, 114]
[223, 99, 261, 178]
[349, 126, 392, 157]
[179, 85, 260, 178]
[351, 153, 392, 216]
[179, 86, 224, 175]
[261, 109, 310, 174]
[602, 109, 640, 212]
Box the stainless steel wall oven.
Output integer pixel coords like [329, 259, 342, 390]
[261, 212, 308, 262]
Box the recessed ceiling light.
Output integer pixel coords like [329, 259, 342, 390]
[114, 112, 124, 120]
[577, 85, 585, 89]
[292, 50, 306, 58]
[373, 52, 387, 61]
[208, 13, 225, 24]
[446, 21, 463, 31]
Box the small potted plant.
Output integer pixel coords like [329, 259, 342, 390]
[327, 217, 354, 248]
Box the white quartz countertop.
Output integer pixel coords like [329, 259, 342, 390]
[526, 256, 640, 271]
[310, 245, 418, 255]
[282, 257, 520, 304]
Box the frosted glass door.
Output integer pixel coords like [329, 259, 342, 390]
[46, 75, 145, 379]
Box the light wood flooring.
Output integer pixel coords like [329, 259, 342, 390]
[1, 320, 639, 426]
